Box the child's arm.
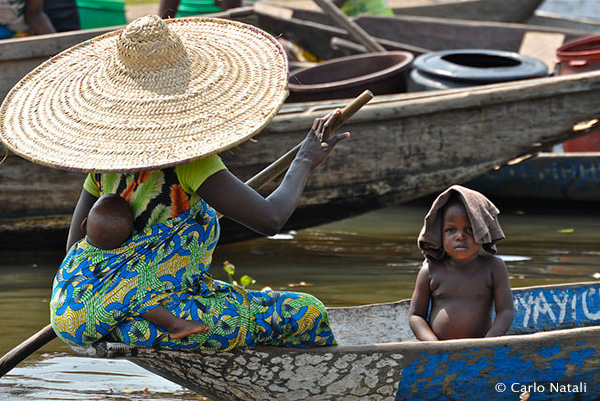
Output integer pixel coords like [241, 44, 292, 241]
[485, 258, 514, 337]
[408, 264, 439, 341]
[25, 0, 56, 34]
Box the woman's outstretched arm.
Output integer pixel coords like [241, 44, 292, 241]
[197, 110, 349, 236]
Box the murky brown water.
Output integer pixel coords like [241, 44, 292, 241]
[1, 201, 599, 400]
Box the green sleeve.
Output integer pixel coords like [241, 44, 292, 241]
[83, 174, 100, 197]
[175, 155, 227, 194]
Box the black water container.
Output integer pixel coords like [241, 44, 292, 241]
[408, 49, 548, 91]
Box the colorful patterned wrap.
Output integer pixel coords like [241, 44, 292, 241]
[50, 199, 336, 350]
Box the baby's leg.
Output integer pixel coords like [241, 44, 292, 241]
[142, 305, 210, 339]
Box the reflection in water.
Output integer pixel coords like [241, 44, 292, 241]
[3, 355, 204, 400]
[1, 203, 599, 400]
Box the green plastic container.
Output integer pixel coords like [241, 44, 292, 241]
[77, 0, 127, 29]
[176, 0, 221, 16]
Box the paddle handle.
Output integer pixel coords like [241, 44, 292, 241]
[0, 324, 56, 377]
[244, 89, 374, 191]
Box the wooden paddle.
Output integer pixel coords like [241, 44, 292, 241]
[313, 0, 386, 53]
[0, 90, 373, 378]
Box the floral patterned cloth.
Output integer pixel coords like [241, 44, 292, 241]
[50, 194, 336, 350]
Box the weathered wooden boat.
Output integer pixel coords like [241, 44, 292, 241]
[527, 0, 600, 34]
[1, 3, 594, 100]
[464, 151, 600, 203]
[69, 281, 600, 400]
[3, 71, 600, 249]
[264, 0, 544, 23]
[253, 3, 596, 60]
[528, 11, 600, 34]
[2, 6, 600, 249]
[4, 4, 592, 99]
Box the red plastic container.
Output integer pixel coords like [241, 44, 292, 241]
[556, 35, 600, 152]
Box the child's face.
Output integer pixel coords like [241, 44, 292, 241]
[442, 202, 481, 263]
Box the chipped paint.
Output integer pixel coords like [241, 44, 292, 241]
[71, 282, 600, 400]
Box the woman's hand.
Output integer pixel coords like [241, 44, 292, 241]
[199, 109, 350, 236]
[297, 109, 350, 170]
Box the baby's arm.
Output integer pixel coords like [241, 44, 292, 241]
[485, 257, 514, 337]
[408, 264, 439, 341]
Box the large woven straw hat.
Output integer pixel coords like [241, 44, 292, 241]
[0, 15, 289, 172]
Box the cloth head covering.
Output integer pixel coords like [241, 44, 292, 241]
[417, 185, 505, 261]
[0, 15, 289, 173]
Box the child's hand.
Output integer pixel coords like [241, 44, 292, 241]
[298, 109, 350, 170]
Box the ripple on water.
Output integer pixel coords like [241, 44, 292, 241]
[0, 354, 208, 401]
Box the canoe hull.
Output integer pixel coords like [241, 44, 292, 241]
[2, 7, 600, 249]
[2, 72, 600, 249]
[71, 282, 600, 400]
[465, 152, 600, 203]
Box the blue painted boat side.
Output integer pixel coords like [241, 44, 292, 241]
[396, 334, 598, 400]
[465, 154, 600, 202]
[510, 282, 600, 333]
[396, 283, 600, 400]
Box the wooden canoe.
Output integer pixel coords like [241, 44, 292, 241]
[1, 7, 600, 249]
[527, 0, 600, 34]
[464, 151, 600, 203]
[2, 69, 600, 248]
[254, 3, 597, 61]
[69, 281, 600, 400]
[267, 0, 544, 23]
[528, 11, 600, 34]
[2, 71, 600, 249]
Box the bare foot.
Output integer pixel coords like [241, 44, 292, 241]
[169, 320, 210, 339]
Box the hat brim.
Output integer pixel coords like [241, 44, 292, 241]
[0, 17, 289, 173]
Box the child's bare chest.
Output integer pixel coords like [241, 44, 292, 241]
[430, 265, 492, 300]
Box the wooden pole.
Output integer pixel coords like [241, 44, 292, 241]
[0, 90, 374, 378]
[245, 89, 373, 190]
[0, 324, 56, 377]
[313, 0, 386, 53]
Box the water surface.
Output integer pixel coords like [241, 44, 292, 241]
[1, 202, 599, 400]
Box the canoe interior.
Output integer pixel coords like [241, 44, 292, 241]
[260, 0, 544, 23]
[71, 281, 600, 348]
[388, 0, 544, 23]
[331, 281, 600, 345]
[254, 3, 595, 60]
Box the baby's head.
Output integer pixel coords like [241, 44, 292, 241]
[84, 194, 133, 250]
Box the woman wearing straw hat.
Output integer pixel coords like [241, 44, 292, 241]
[0, 15, 348, 350]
